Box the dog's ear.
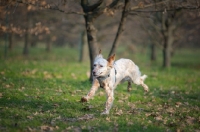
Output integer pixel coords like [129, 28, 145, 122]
[99, 49, 102, 54]
[95, 49, 103, 59]
[107, 54, 115, 67]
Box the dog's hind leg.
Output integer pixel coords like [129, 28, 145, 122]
[140, 75, 149, 92]
[132, 74, 149, 92]
[127, 81, 132, 92]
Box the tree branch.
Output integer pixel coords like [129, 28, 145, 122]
[127, 0, 172, 12]
[108, 0, 130, 57]
[87, 0, 103, 11]
[15, 0, 85, 15]
[128, 5, 200, 13]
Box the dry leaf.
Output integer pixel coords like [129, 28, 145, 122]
[186, 116, 196, 125]
[145, 113, 151, 117]
[155, 115, 163, 121]
[106, 117, 111, 122]
[27, 116, 33, 120]
[166, 107, 175, 114]
[176, 128, 181, 132]
[117, 100, 124, 103]
[116, 109, 123, 116]
[71, 73, 77, 79]
[40, 125, 54, 131]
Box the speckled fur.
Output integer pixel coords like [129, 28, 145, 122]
[81, 51, 149, 114]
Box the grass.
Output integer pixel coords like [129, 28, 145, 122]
[0, 45, 200, 131]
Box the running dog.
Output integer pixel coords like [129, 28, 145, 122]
[81, 50, 149, 114]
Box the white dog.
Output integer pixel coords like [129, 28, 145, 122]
[81, 50, 149, 114]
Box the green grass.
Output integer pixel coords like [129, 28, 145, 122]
[0, 46, 200, 131]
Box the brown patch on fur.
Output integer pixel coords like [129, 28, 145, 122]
[93, 79, 100, 87]
[107, 54, 115, 67]
[99, 49, 102, 54]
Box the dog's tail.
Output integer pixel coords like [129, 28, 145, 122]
[141, 74, 147, 81]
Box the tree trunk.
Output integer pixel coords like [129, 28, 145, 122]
[108, 0, 130, 57]
[162, 40, 171, 67]
[30, 34, 37, 47]
[23, 11, 30, 55]
[79, 31, 85, 62]
[8, 32, 13, 51]
[46, 36, 51, 52]
[81, 0, 119, 81]
[150, 43, 156, 61]
[23, 27, 29, 55]
[162, 26, 175, 68]
[81, 0, 102, 81]
[84, 16, 98, 81]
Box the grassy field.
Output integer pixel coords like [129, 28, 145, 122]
[0, 46, 200, 132]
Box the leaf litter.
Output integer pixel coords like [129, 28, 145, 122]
[63, 114, 95, 122]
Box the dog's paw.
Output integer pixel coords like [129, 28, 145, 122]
[101, 111, 109, 115]
[144, 87, 149, 92]
[80, 97, 88, 102]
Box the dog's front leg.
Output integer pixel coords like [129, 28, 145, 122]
[101, 87, 114, 115]
[81, 79, 99, 102]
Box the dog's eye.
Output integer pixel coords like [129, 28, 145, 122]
[93, 64, 96, 67]
[100, 65, 103, 67]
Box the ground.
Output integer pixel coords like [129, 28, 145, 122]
[0, 46, 199, 131]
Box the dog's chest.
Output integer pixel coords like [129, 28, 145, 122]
[98, 79, 109, 89]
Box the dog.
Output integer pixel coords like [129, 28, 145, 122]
[81, 50, 149, 115]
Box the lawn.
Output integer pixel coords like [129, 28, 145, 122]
[0, 46, 200, 131]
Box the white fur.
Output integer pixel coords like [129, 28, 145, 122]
[81, 53, 149, 115]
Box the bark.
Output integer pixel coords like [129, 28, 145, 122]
[46, 37, 51, 52]
[79, 31, 85, 62]
[81, 0, 104, 81]
[81, 0, 120, 81]
[84, 16, 98, 81]
[8, 32, 13, 51]
[162, 38, 171, 67]
[161, 13, 175, 68]
[23, 27, 29, 55]
[30, 34, 37, 47]
[150, 43, 156, 61]
[23, 11, 30, 55]
[109, 0, 130, 57]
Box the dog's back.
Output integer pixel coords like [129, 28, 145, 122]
[81, 53, 148, 114]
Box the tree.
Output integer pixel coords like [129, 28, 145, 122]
[5, 0, 200, 77]
[129, 0, 200, 67]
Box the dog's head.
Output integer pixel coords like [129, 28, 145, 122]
[92, 50, 115, 78]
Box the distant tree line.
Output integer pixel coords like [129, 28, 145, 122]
[0, 0, 199, 80]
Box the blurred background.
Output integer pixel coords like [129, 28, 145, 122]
[0, 0, 200, 68]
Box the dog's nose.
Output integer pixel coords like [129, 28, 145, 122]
[93, 71, 96, 75]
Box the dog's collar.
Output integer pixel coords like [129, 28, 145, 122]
[97, 74, 110, 81]
[98, 68, 117, 88]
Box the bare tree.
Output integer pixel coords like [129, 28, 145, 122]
[108, 0, 130, 57]
[5, 0, 200, 76]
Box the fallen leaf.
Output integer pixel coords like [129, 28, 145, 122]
[115, 109, 123, 115]
[27, 116, 33, 120]
[145, 113, 151, 117]
[40, 125, 54, 131]
[117, 100, 124, 103]
[106, 117, 111, 122]
[71, 73, 77, 79]
[186, 116, 196, 125]
[176, 128, 181, 132]
[166, 107, 175, 114]
[155, 115, 163, 121]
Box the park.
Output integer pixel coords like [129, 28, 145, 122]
[0, 0, 200, 131]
